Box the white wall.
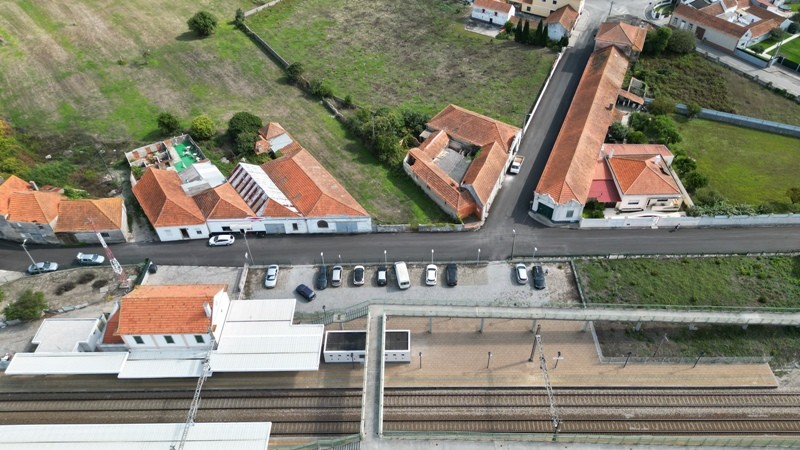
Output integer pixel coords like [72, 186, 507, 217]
[155, 224, 209, 242]
[211, 290, 230, 343]
[471, 5, 514, 25]
[548, 23, 568, 41]
[511, 0, 582, 17]
[671, 15, 742, 51]
[122, 333, 212, 350]
[531, 193, 583, 223]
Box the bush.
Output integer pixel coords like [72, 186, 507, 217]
[235, 8, 245, 28]
[647, 97, 676, 116]
[341, 94, 353, 108]
[77, 272, 96, 284]
[309, 79, 334, 98]
[92, 279, 109, 289]
[188, 11, 218, 37]
[672, 155, 696, 177]
[227, 112, 262, 139]
[682, 170, 709, 194]
[789, 22, 798, 35]
[607, 121, 628, 142]
[627, 130, 648, 144]
[666, 29, 696, 54]
[583, 199, 606, 219]
[285, 62, 304, 84]
[156, 112, 181, 135]
[28, 160, 75, 188]
[686, 101, 702, 118]
[3, 290, 47, 321]
[787, 187, 800, 204]
[235, 131, 259, 155]
[189, 115, 215, 141]
[644, 27, 672, 55]
[55, 281, 76, 295]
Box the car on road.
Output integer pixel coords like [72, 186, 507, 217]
[353, 265, 365, 286]
[331, 265, 343, 287]
[425, 264, 437, 286]
[264, 264, 279, 288]
[446, 263, 458, 287]
[376, 266, 388, 286]
[208, 234, 235, 246]
[514, 263, 528, 285]
[28, 261, 58, 274]
[533, 265, 546, 290]
[316, 266, 328, 290]
[76, 252, 105, 266]
[295, 284, 316, 301]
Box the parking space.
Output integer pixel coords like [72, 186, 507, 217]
[245, 261, 580, 314]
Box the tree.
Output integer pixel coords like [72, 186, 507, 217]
[682, 171, 708, 194]
[227, 111, 262, 138]
[285, 62, 305, 84]
[643, 27, 672, 55]
[787, 187, 800, 204]
[522, 20, 530, 45]
[647, 97, 676, 116]
[672, 155, 697, 177]
[504, 21, 514, 35]
[607, 122, 628, 142]
[235, 131, 259, 155]
[666, 29, 696, 54]
[645, 115, 681, 145]
[3, 289, 47, 321]
[534, 20, 545, 46]
[686, 101, 702, 119]
[189, 115, 215, 141]
[514, 20, 523, 43]
[235, 8, 245, 28]
[771, 27, 787, 41]
[156, 112, 181, 135]
[187, 11, 218, 37]
[627, 131, 648, 144]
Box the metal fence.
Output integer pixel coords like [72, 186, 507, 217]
[581, 213, 800, 229]
[676, 103, 800, 138]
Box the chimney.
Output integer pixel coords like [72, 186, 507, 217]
[608, 103, 614, 110]
[203, 302, 212, 318]
[29, 181, 39, 191]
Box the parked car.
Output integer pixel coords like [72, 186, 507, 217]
[76, 252, 105, 266]
[353, 265, 365, 286]
[296, 284, 316, 301]
[148, 260, 158, 274]
[514, 263, 528, 285]
[376, 266, 388, 286]
[533, 265, 546, 290]
[425, 264, 437, 286]
[331, 265, 343, 287]
[28, 261, 58, 274]
[316, 266, 328, 290]
[208, 234, 235, 246]
[264, 264, 279, 288]
[446, 263, 458, 287]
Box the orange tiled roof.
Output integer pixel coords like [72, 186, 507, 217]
[473, 0, 514, 14]
[7, 191, 63, 224]
[673, 3, 747, 37]
[102, 310, 124, 344]
[116, 284, 226, 335]
[193, 183, 255, 219]
[608, 155, 681, 196]
[419, 130, 450, 159]
[428, 104, 519, 152]
[132, 168, 205, 227]
[54, 198, 124, 232]
[258, 122, 288, 140]
[406, 148, 477, 219]
[261, 147, 368, 217]
[596, 21, 647, 53]
[536, 46, 630, 205]
[700, 1, 725, 15]
[545, 5, 578, 30]
[617, 89, 645, 105]
[0, 175, 35, 215]
[461, 141, 508, 206]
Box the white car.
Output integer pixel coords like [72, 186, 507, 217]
[353, 265, 365, 286]
[208, 234, 235, 246]
[331, 265, 343, 287]
[515, 263, 528, 285]
[264, 264, 279, 288]
[425, 264, 437, 286]
[76, 252, 105, 266]
[28, 261, 58, 274]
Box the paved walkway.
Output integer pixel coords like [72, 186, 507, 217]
[696, 42, 800, 97]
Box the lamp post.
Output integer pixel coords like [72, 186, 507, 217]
[652, 333, 669, 358]
[384, 249, 387, 265]
[431, 249, 434, 264]
[487, 351, 492, 369]
[692, 351, 705, 369]
[338, 254, 342, 265]
[623, 351, 632, 368]
[419, 352, 422, 369]
[320, 252, 325, 267]
[533, 246, 538, 259]
[477, 248, 481, 265]
[553, 351, 562, 369]
[21, 239, 37, 268]
[511, 229, 516, 259]
[322, 305, 326, 322]
[236, 226, 254, 265]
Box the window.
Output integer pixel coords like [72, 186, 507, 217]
[566, 210, 574, 218]
[292, 223, 299, 231]
[222, 226, 231, 232]
[527, 6, 531, 11]
[194, 335, 205, 344]
[627, 200, 639, 205]
[317, 220, 329, 229]
[553, 0, 557, 4]
[101, 232, 110, 237]
[164, 335, 175, 344]
[196, 230, 203, 235]
[481, 8, 485, 12]
[133, 336, 144, 344]
[494, 11, 498, 16]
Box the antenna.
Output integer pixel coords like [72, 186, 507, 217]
[87, 218, 129, 289]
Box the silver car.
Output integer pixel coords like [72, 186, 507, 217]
[208, 234, 235, 246]
[28, 261, 59, 274]
[264, 264, 279, 288]
[514, 263, 528, 285]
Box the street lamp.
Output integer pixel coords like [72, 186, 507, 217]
[431, 249, 434, 264]
[511, 229, 516, 259]
[235, 225, 254, 265]
[533, 246, 538, 259]
[477, 248, 481, 265]
[384, 249, 387, 265]
[338, 254, 342, 265]
[21, 239, 37, 267]
[320, 252, 325, 267]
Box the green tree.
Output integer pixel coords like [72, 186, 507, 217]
[645, 115, 681, 145]
[188, 11, 218, 37]
[522, 20, 530, 45]
[647, 97, 676, 116]
[534, 20, 545, 46]
[683, 171, 708, 194]
[156, 112, 181, 135]
[514, 20, 523, 43]
[235, 8, 245, 28]
[672, 155, 697, 177]
[227, 112, 262, 139]
[504, 21, 514, 35]
[787, 187, 800, 204]
[286, 62, 305, 83]
[627, 130, 648, 144]
[189, 115, 215, 141]
[666, 29, 696, 54]
[3, 289, 47, 321]
[234, 131, 259, 155]
[607, 122, 629, 142]
[686, 101, 702, 119]
[643, 27, 672, 55]
[400, 109, 429, 137]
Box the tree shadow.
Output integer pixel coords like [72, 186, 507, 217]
[175, 31, 200, 42]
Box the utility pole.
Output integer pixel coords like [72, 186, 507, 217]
[536, 334, 560, 440]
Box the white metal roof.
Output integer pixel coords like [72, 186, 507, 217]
[179, 161, 226, 187]
[225, 298, 296, 322]
[268, 133, 293, 152]
[235, 163, 298, 214]
[4, 352, 128, 375]
[221, 321, 319, 336]
[216, 333, 323, 354]
[0, 422, 271, 449]
[118, 358, 205, 379]
[32, 318, 100, 352]
[210, 352, 321, 372]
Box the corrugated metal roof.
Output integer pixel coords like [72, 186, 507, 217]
[0, 422, 271, 449]
[225, 298, 296, 322]
[221, 322, 320, 337]
[117, 359, 205, 379]
[233, 163, 298, 214]
[210, 352, 321, 372]
[32, 318, 100, 353]
[216, 334, 323, 354]
[5, 352, 128, 375]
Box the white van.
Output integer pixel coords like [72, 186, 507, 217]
[394, 261, 410, 290]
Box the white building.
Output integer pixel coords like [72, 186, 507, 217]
[323, 330, 411, 363]
[132, 167, 210, 242]
[545, 5, 579, 42]
[471, 0, 515, 26]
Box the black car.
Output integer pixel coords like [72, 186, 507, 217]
[532, 265, 546, 290]
[316, 266, 328, 290]
[376, 266, 388, 286]
[296, 284, 316, 301]
[445, 263, 458, 287]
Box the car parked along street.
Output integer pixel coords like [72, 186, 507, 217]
[514, 263, 528, 285]
[76, 252, 105, 266]
[28, 261, 58, 274]
[425, 264, 437, 286]
[295, 284, 316, 301]
[533, 265, 546, 290]
[208, 234, 235, 246]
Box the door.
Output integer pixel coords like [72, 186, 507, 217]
[535, 202, 554, 220]
[695, 27, 705, 40]
[180, 228, 190, 239]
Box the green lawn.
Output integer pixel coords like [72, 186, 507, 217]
[0, 0, 449, 224]
[675, 119, 800, 204]
[577, 256, 800, 308]
[634, 53, 800, 126]
[770, 36, 800, 62]
[246, 0, 556, 126]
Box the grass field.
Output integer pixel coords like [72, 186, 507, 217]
[0, 0, 449, 224]
[675, 119, 800, 204]
[770, 36, 800, 62]
[634, 53, 800, 126]
[246, 0, 556, 126]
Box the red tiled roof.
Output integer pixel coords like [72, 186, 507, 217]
[428, 104, 519, 152]
[116, 284, 226, 335]
[261, 147, 368, 217]
[7, 191, 63, 224]
[608, 155, 681, 196]
[54, 198, 124, 232]
[406, 148, 477, 219]
[545, 5, 578, 30]
[673, 3, 747, 37]
[536, 46, 630, 205]
[602, 144, 672, 158]
[700, 2, 725, 15]
[596, 21, 647, 53]
[132, 168, 205, 227]
[193, 183, 255, 219]
[461, 141, 508, 207]
[258, 122, 287, 140]
[418, 130, 450, 159]
[617, 89, 645, 104]
[473, 0, 514, 14]
[0, 175, 35, 215]
[102, 310, 124, 344]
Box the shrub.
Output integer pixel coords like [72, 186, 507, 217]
[157, 112, 181, 135]
[55, 281, 76, 295]
[503, 21, 514, 34]
[341, 94, 353, 108]
[627, 130, 648, 144]
[235, 131, 259, 155]
[682, 171, 708, 194]
[227, 112, 262, 139]
[131, 165, 145, 180]
[188, 11, 218, 37]
[92, 279, 109, 289]
[607, 121, 628, 142]
[77, 272, 96, 284]
[666, 29, 696, 54]
[787, 187, 800, 204]
[3, 289, 47, 321]
[647, 97, 676, 116]
[686, 101, 702, 118]
[672, 155, 696, 177]
[235, 8, 245, 28]
[189, 115, 215, 141]
[28, 160, 75, 188]
[309, 79, 334, 98]
[644, 27, 672, 55]
[285, 62, 304, 84]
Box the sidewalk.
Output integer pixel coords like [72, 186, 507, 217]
[696, 42, 800, 97]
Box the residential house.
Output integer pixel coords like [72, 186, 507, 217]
[179, 161, 226, 196]
[471, 0, 515, 26]
[132, 167, 209, 241]
[0, 175, 63, 244]
[403, 105, 521, 223]
[508, 0, 584, 19]
[254, 122, 302, 156]
[194, 183, 258, 235]
[670, 1, 790, 53]
[545, 5, 579, 41]
[125, 134, 206, 174]
[53, 198, 128, 244]
[594, 21, 648, 60]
